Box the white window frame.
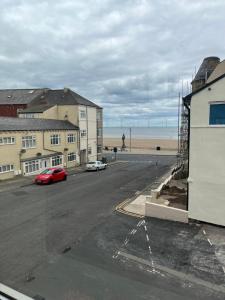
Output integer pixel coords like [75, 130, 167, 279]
[50, 134, 61, 145]
[22, 136, 36, 149]
[88, 146, 92, 155]
[80, 110, 86, 119]
[51, 155, 63, 167]
[24, 160, 40, 174]
[80, 130, 87, 138]
[97, 128, 102, 137]
[68, 152, 76, 162]
[97, 145, 102, 154]
[97, 111, 102, 120]
[0, 136, 16, 145]
[0, 164, 14, 174]
[67, 133, 76, 144]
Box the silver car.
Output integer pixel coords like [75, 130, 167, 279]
[86, 161, 107, 171]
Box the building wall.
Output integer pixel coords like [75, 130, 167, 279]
[0, 104, 27, 117]
[97, 108, 103, 160]
[189, 77, 225, 226]
[0, 129, 79, 180]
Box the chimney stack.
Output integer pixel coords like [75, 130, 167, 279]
[191, 56, 220, 92]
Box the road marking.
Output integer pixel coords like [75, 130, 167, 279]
[222, 266, 225, 274]
[146, 234, 149, 242]
[207, 238, 213, 246]
[144, 225, 147, 232]
[130, 229, 137, 235]
[117, 251, 225, 293]
[202, 230, 206, 235]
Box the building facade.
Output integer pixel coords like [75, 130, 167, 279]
[184, 59, 225, 226]
[0, 88, 103, 165]
[0, 117, 79, 180]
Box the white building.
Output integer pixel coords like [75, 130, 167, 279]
[184, 60, 225, 226]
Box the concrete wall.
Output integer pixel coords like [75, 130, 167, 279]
[189, 76, 225, 226]
[146, 201, 188, 223]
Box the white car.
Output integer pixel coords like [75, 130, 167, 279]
[86, 161, 107, 171]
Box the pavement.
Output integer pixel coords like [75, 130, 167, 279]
[0, 154, 225, 300]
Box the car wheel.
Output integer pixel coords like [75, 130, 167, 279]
[63, 175, 67, 181]
[48, 179, 53, 184]
[96, 167, 99, 171]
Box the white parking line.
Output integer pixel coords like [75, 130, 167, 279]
[207, 238, 213, 246]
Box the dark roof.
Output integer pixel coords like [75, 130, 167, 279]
[30, 89, 102, 109]
[0, 88, 102, 109]
[0, 89, 47, 105]
[19, 104, 53, 113]
[183, 71, 225, 103]
[0, 117, 79, 131]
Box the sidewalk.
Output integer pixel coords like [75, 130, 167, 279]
[0, 161, 123, 193]
[104, 149, 177, 156]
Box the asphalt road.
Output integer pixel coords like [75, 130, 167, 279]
[0, 154, 224, 300]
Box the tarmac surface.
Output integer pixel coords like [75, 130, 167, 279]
[0, 154, 225, 300]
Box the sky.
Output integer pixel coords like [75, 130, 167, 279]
[0, 0, 225, 127]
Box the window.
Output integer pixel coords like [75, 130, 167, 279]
[20, 113, 35, 119]
[68, 152, 76, 162]
[0, 164, 14, 173]
[50, 134, 61, 145]
[97, 111, 102, 120]
[97, 145, 102, 153]
[80, 130, 87, 138]
[97, 128, 102, 137]
[67, 133, 76, 143]
[0, 136, 15, 145]
[88, 147, 92, 155]
[22, 136, 36, 149]
[24, 160, 39, 174]
[209, 103, 225, 125]
[80, 110, 86, 119]
[51, 155, 62, 166]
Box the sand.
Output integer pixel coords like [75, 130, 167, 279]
[103, 138, 178, 151]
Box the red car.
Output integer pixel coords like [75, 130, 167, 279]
[34, 167, 68, 184]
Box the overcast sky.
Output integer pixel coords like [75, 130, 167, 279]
[0, 0, 225, 126]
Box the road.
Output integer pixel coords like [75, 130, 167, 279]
[0, 154, 224, 300]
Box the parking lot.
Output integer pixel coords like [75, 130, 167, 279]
[0, 154, 224, 300]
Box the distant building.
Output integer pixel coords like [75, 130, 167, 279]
[183, 58, 225, 226]
[0, 117, 79, 180]
[0, 88, 103, 165]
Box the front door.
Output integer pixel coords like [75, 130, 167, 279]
[42, 159, 49, 169]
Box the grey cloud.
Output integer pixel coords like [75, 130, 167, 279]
[0, 0, 225, 125]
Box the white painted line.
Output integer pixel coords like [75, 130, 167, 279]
[203, 230, 206, 235]
[117, 252, 225, 293]
[146, 234, 150, 242]
[0, 283, 34, 300]
[124, 238, 129, 246]
[222, 266, 225, 274]
[144, 225, 147, 232]
[207, 238, 213, 246]
[130, 229, 137, 235]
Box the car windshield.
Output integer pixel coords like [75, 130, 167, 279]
[40, 169, 53, 174]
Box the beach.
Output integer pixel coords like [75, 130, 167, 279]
[103, 138, 178, 152]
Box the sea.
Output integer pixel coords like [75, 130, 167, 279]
[103, 127, 178, 140]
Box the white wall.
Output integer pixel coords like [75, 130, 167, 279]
[189, 76, 225, 226]
[78, 105, 97, 161]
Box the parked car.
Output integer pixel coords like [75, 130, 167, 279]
[86, 161, 107, 171]
[34, 167, 68, 184]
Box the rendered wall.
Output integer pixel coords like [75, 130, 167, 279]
[189, 77, 225, 226]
